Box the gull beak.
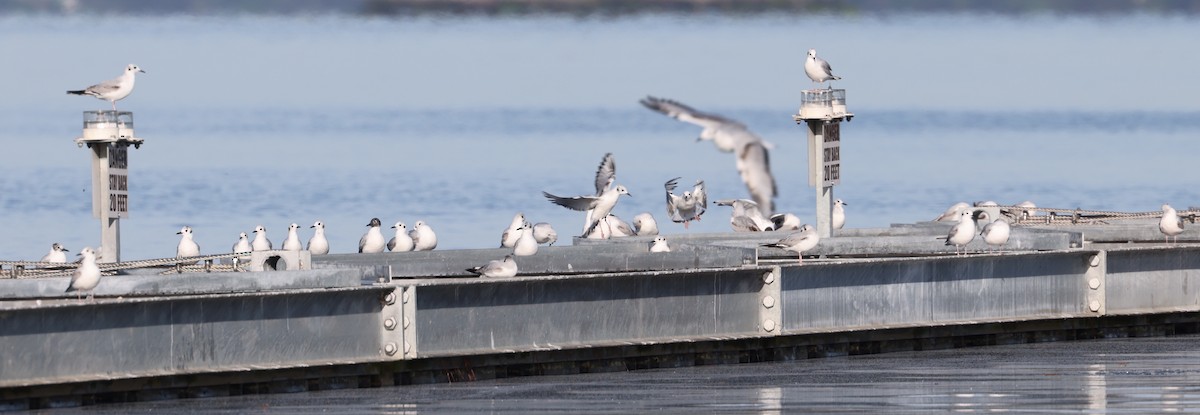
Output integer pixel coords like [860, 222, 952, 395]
[694, 137, 703, 143]
[139, 69, 146, 73]
[310, 225, 316, 228]
[63, 248, 69, 252]
[175, 231, 182, 235]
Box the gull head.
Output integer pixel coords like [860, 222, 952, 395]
[653, 235, 667, 244]
[392, 221, 407, 230]
[239, 232, 248, 239]
[367, 217, 382, 227]
[311, 221, 324, 229]
[52, 243, 68, 252]
[254, 225, 267, 234]
[1162, 204, 1174, 212]
[126, 64, 145, 75]
[176, 226, 192, 236]
[289, 223, 300, 231]
[807, 49, 817, 58]
[835, 199, 846, 206]
[615, 185, 631, 197]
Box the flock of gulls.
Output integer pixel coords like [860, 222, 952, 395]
[52, 51, 1188, 299]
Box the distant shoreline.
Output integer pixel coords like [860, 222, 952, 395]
[8, 0, 1199, 17]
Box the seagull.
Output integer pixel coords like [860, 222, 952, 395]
[804, 49, 841, 87]
[388, 221, 414, 252]
[67, 64, 145, 111]
[649, 235, 672, 253]
[770, 213, 802, 231]
[41, 243, 69, 264]
[980, 218, 1011, 253]
[632, 213, 659, 236]
[832, 199, 847, 230]
[252, 225, 273, 251]
[359, 217, 386, 254]
[282, 223, 303, 251]
[715, 199, 774, 232]
[500, 213, 526, 248]
[605, 214, 636, 238]
[176, 226, 200, 259]
[232, 232, 252, 261]
[934, 202, 970, 222]
[587, 153, 617, 231]
[664, 177, 707, 228]
[308, 221, 330, 255]
[640, 96, 777, 214]
[943, 210, 977, 255]
[1160, 204, 1185, 245]
[410, 221, 438, 251]
[544, 185, 632, 238]
[532, 222, 558, 246]
[65, 247, 101, 302]
[513, 224, 539, 256]
[1015, 200, 1038, 221]
[762, 224, 820, 264]
[467, 254, 518, 278]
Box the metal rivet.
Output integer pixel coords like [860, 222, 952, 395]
[1089, 300, 1101, 312]
[385, 292, 397, 305]
[384, 317, 397, 330]
[1089, 255, 1101, 268]
[763, 319, 777, 332]
[763, 272, 775, 284]
[384, 343, 397, 356]
[404, 341, 412, 354]
[762, 296, 776, 308]
[403, 316, 410, 329]
[402, 290, 410, 304]
[1088, 278, 1101, 290]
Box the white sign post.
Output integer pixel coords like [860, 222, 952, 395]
[795, 89, 852, 238]
[77, 111, 143, 263]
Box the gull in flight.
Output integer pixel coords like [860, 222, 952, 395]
[1160, 204, 1185, 245]
[468, 254, 518, 278]
[308, 221, 330, 255]
[762, 225, 820, 264]
[804, 49, 841, 87]
[544, 158, 631, 238]
[41, 243, 69, 264]
[649, 235, 671, 253]
[640, 96, 777, 215]
[388, 221, 414, 252]
[664, 177, 707, 228]
[359, 218, 386, 253]
[65, 247, 101, 302]
[67, 64, 145, 111]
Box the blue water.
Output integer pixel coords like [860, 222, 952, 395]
[1, 14, 1199, 260]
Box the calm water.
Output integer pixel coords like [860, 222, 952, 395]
[44, 335, 1200, 413]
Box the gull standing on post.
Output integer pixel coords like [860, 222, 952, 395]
[176, 226, 200, 259]
[640, 96, 777, 215]
[980, 218, 1011, 253]
[252, 225, 273, 251]
[532, 222, 558, 246]
[544, 185, 632, 238]
[467, 255, 518, 278]
[1160, 204, 1185, 245]
[943, 210, 977, 255]
[388, 221, 413, 252]
[308, 221, 330, 255]
[359, 218, 386, 254]
[67, 64, 145, 111]
[664, 177, 707, 228]
[410, 221, 438, 251]
[649, 235, 672, 253]
[632, 213, 659, 236]
[65, 247, 101, 302]
[804, 49, 841, 87]
[500, 213, 526, 248]
[832, 199, 847, 230]
[282, 223, 303, 251]
[41, 243, 69, 264]
[762, 225, 820, 264]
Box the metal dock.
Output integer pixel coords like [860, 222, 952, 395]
[2, 221, 1200, 410]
